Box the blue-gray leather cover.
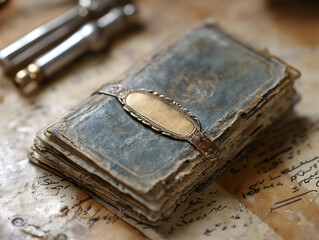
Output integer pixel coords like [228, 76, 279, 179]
[48, 24, 290, 193]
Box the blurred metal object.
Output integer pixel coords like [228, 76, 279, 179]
[0, 0, 132, 76]
[14, 4, 138, 94]
[0, 7, 82, 75]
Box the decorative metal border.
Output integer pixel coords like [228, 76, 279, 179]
[96, 84, 218, 159]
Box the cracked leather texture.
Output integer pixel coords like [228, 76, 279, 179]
[48, 24, 288, 191]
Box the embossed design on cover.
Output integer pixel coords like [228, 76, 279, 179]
[167, 69, 217, 104]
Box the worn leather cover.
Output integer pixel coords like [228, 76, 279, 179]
[43, 24, 297, 215]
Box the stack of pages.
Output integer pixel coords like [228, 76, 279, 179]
[29, 24, 300, 225]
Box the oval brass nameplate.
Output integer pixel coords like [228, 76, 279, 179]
[126, 92, 195, 137]
[96, 84, 218, 160]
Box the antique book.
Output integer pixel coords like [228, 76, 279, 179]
[29, 23, 300, 226]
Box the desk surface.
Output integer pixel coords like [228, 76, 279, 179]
[1, 0, 319, 239]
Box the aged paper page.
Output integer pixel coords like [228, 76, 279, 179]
[136, 113, 319, 239]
